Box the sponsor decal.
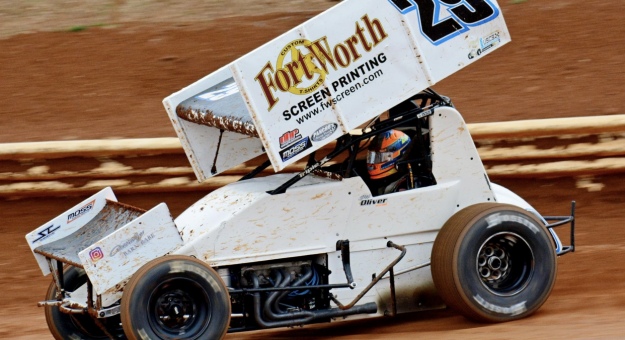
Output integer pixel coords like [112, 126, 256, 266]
[468, 30, 501, 59]
[474, 295, 526, 316]
[485, 213, 540, 234]
[32, 224, 61, 243]
[279, 129, 303, 149]
[311, 123, 338, 142]
[417, 108, 435, 119]
[284, 55, 387, 124]
[110, 231, 156, 258]
[255, 14, 389, 111]
[67, 200, 95, 223]
[298, 157, 330, 178]
[360, 198, 388, 206]
[89, 247, 104, 263]
[279, 137, 312, 162]
[389, 0, 500, 46]
[359, 194, 371, 201]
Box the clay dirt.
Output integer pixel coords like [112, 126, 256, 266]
[1, 0, 624, 339]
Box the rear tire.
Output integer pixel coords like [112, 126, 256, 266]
[120, 256, 231, 340]
[45, 266, 123, 340]
[432, 203, 557, 322]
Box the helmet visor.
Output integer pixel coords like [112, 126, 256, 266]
[367, 150, 396, 164]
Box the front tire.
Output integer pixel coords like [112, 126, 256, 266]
[45, 266, 123, 340]
[120, 256, 231, 340]
[432, 203, 557, 322]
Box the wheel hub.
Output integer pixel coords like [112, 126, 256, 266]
[478, 244, 511, 283]
[155, 290, 195, 329]
[476, 232, 534, 296]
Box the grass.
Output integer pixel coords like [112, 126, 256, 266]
[68, 26, 88, 32]
[67, 23, 108, 32]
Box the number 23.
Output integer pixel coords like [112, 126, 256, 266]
[389, 0, 500, 45]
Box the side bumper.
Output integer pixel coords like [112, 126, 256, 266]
[541, 201, 576, 256]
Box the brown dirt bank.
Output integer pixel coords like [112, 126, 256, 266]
[0, 0, 623, 144]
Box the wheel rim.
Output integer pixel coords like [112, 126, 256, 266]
[476, 232, 534, 297]
[147, 277, 212, 339]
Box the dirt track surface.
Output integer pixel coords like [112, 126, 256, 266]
[1, 0, 624, 339]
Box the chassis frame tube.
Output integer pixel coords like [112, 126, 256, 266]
[228, 283, 351, 294]
[331, 241, 406, 310]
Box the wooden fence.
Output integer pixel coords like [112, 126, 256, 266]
[1, 115, 623, 197]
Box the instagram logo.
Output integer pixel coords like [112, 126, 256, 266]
[89, 247, 104, 263]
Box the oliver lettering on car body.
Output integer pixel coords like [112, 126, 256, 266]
[360, 198, 388, 206]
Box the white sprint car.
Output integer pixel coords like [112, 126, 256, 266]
[27, 0, 575, 339]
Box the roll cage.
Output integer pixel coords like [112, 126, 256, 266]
[239, 88, 454, 195]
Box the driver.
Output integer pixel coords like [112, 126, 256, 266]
[366, 129, 413, 195]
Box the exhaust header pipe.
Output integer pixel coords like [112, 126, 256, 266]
[247, 271, 377, 329]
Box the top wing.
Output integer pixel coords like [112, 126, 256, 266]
[163, 0, 510, 181]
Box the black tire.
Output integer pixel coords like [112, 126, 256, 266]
[120, 256, 231, 340]
[45, 266, 124, 340]
[431, 203, 557, 322]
